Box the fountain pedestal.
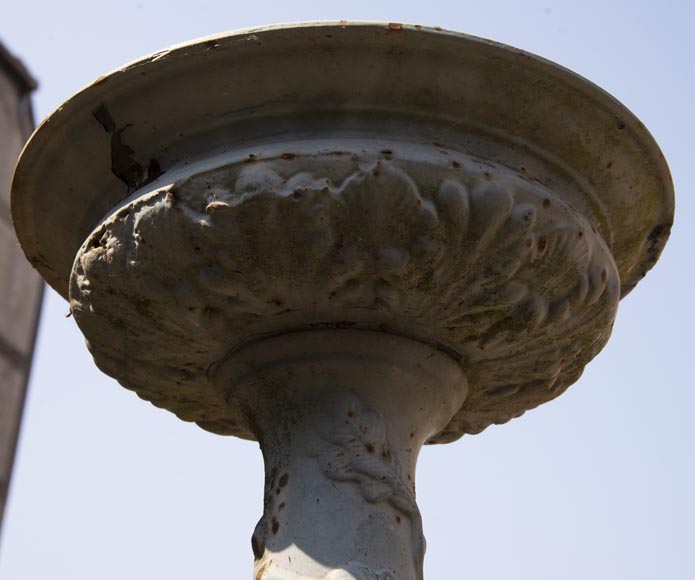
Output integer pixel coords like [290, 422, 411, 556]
[215, 331, 466, 580]
[11, 22, 673, 580]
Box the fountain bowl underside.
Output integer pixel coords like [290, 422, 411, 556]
[11, 22, 673, 441]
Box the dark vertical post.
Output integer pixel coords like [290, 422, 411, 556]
[0, 41, 42, 536]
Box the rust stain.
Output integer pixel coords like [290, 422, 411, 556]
[93, 104, 160, 192]
[255, 560, 270, 580]
[643, 223, 672, 270]
[388, 22, 403, 31]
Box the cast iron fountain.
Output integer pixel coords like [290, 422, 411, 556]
[12, 23, 673, 580]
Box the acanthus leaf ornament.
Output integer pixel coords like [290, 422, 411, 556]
[71, 146, 619, 440]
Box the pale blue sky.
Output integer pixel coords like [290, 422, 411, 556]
[1, 1, 693, 578]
